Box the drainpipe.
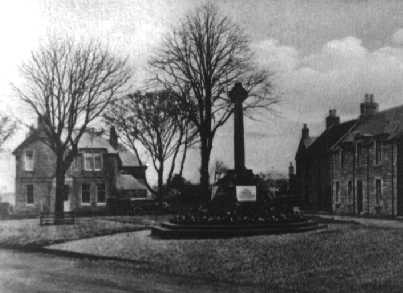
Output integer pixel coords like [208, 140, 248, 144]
[392, 143, 395, 216]
[353, 145, 356, 214]
[367, 143, 370, 214]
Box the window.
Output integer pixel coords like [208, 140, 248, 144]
[81, 183, 90, 204]
[375, 140, 382, 164]
[94, 154, 102, 170]
[64, 185, 69, 202]
[26, 185, 34, 204]
[84, 153, 94, 170]
[376, 179, 382, 204]
[335, 181, 340, 203]
[356, 143, 362, 165]
[24, 150, 34, 171]
[96, 183, 106, 204]
[348, 181, 353, 203]
[73, 155, 81, 170]
[84, 153, 102, 171]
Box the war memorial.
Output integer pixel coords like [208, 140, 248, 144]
[151, 83, 322, 238]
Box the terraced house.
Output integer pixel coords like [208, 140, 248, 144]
[296, 94, 403, 216]
[13, 118, 150, 215]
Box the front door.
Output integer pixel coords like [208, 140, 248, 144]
[357, 180, 363, 214]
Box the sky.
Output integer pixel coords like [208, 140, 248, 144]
[2, 0, 403, 191]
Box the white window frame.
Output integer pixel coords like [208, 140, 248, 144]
[26, 184, 34, 206]
[24, 150, 34, 171]
[81, 183, 91, 206]
[93, 154, 102, 171]
[96, 183, 106, 205]
[84, 153, 93, 171]
[83, 153, 103, 171]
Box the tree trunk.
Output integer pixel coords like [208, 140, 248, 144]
[200, 135, 212, 201]
[55, 154, 66, 216]
[157, 161, 164, 200]
[167, 138, 182, 185]
[179, 142, 188, 177]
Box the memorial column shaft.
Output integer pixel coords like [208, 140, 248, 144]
[234, 99, 245, 171]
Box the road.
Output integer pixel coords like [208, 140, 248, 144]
[0, 249, 260, 293]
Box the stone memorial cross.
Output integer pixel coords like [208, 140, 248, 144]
[228, 82, 248, 173]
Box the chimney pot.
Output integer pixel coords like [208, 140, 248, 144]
[302, 124, 309, 139]
[288, 162, 295, 176]
[360, 93, 378, 117]
[109, 126, 118, 148]
[326, 109, 340, 129]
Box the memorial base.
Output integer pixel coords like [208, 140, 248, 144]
[151, 219, 324, 239]
[151, 168, 324, 239]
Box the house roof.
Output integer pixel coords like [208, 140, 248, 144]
[341, 105, 403, 143]
[305, 119, 357, 157]
[12, 129, 44, 155]
[78, 132, 118, 152]
[296, 135, 317, 158]
[13, 128, 142, 167]
[79, 132, 141, 167]
[303, 137, 317, 148]
[116, 174, 147, 190]
[116, 147, 142, 167]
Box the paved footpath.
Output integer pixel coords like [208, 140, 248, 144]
[312, 213, 403, 229]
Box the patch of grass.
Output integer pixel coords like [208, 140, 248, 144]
[0, 217, 144, 248]
[50, 223, 403, 292]
[102, 214, 173, 226]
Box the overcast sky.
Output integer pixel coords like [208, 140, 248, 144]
[2, 0, 403, 191]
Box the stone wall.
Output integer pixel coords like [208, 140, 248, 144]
[14, 139, 134, 215]
[332, 140, 398, 216]
[14, 140, 55, 215]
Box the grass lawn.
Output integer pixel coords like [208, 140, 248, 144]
[0, 217, 146, 248]
[49, 222, 403, 292]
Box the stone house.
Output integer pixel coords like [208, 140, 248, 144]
[13, 119, 150, 215]
[330, 94, 403, 216]
[295, 110, 356, 211]
[296, 93, 403, 216]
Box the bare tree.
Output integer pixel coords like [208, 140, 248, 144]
[0, 114, 17, 149]
[14, 38, 131, 215]
[104, 90, 196, 198]
[150, 3, 278, 199]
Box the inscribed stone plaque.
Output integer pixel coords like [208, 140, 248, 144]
[236, 186, 257, 202]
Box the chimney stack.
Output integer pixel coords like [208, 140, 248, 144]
[109, 126, 118, 148]
[302, 123, 309, 139]
[360, 93, 378, 117]
[36, 114, 48, 134]
[288, 162, 295, 177]
[326, 109, 340, 129]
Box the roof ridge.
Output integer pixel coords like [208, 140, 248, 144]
[372, 103, 403, 116]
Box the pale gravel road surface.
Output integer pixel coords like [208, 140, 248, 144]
[0, 249, 261, 293]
